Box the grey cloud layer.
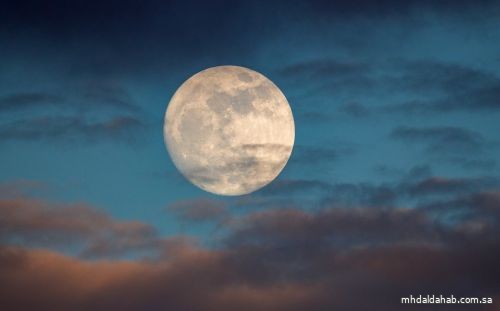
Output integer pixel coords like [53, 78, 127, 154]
[279, 58, 500, 121]
[0, 116, 145, 143]
[0, 81, 146, 143]
[390, 126, 486, 153]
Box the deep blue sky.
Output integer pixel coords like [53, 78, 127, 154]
[1, 1, 500, 310]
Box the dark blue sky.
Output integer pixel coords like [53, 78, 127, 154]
[1, 1, 500, 310]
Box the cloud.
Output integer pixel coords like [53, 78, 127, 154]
[0, 81, 145, 144]
[258, 168, 500, 210]
[407, 176, 500, 197]
[389, 127, 496, 172]
[277, 58, 500, 121]
[167, 198, 229, 223]
[396, 61, 498, 95]
[0, 180, 48, 198]
[1, 188, 500, 310]
[0, 92, 63, 112]
[0, 244, 323, 311]
[1, 177, 500, 310]
[79, 82, 141, 112]
[0, 115, 145, 143]
[390, 126, 485, 154]
[0, 197, 162, 258]
[383, 61, 500, 114]
[259, 179, 398, 207]
[0, 246, 155, 311]
[288, 145, 355, 170]
[338, 102, 370, 118]
[259, 179, 332, 196]
[279, 59, 370, 79]
[278, 59, 375, 103]
[225, 207, 443, 251]
[441, 156, 497, 171]
[279, 58, 500, 127]
[0, 82, 140, 114]
[293, 145, 339, 162]
[325, 183, 398, 207]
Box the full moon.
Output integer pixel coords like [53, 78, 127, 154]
[164, 66, 295, 196]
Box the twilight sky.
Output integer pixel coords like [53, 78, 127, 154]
[1, 1, 500, 310]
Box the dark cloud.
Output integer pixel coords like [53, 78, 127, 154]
[262, 179, 398, 206]
[279, 59, 370, 79]
[259, 179, 332, 196]
[0, 115, 145, 143]
[1, 187, 500, 310]
[390, 126, 485, 154]
[420, 191, 500, 242]
[338, 102, 370, 118]
[279, 59, 375, 102]
[0, 197, 162, 258]
[293, 146, 339, 163]
[282, 58, 500, 125]
[0, 92, 63, 112]
[373, 165, 403, 177]
[78, 82, 141, 112]
[389, 86, 500, 115]
[396, 61, 498, 95]
[226, 207, 441, 250]
[403, 164, 433, 181]
[236, 181, 397, 213]
[277, 59, 500, 121]
[325, 183, 398, 206]
[290, 144, 355, 167]
[258, 179, 397, 207]
[384, 61, 500, 114]
[0, 82, 140, 114]
[407, 176, 500, 197]
[444, 156, 497, 171]
[0, 82, 144, 145]
[408, 177, 470, 196]
[259, 167, 500, 210]
[167, 198, 229, 223]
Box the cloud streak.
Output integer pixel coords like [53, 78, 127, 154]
[390, 126, 486, 154]
[0, 92, 63, 112]
[0, 116, 145, 143]
[384, 61, 500, 114]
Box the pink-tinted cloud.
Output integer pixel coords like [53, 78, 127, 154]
[0, 197, 160, 258]
[1, 187, 500, 310]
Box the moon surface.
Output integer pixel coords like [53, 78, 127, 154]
[164, 66, 295, 196]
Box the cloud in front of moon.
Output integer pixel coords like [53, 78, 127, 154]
[164, 66, 295, 195]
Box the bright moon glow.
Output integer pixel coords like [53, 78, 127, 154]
[164, 66, 295, 196]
